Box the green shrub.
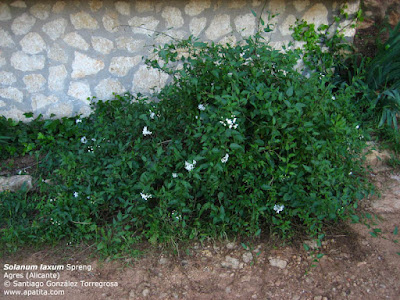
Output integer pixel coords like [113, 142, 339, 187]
[0, 114, 83, 160]
[1, 31, 372, 255]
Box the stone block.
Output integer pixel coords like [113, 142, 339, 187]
[234, 13, 256, 37]
[30, 3, 51, 20]
[71, 52, 104, 78]
[115, 1, 130, 16]
[280, 14, 297, 36]
[52, 1, 66, 14]
[185, 0, 211, 16]
[302, 3, 328, 29]
[0, 71, 17, 86]
[48, 43, 68, 63]
[0, 29, 14, 48]
[89, 0, 103, 12]
[94, 78, 126, 100]
[11, 52, 45, 72]
[162, 6, 184, 28]
[103, 10, 119, 33]
[63, 32, 90, 50]
[0, 175, 33, 192]
[71, 11, 99, 30]
[31, 94, 59, 110]
[116, 37, 147, 53]
[190, 17, 207, 36]
[0, 3, 12, 21]
[42, 18, 67, 40]
[132, 65, 169, 94]
[23, 74, 46, 93]
[293, 0, 310, 12]
[68, 81, 91, 101]
[229, 0, 247, 9]
[92, 36, 114, 54]
[134, 0, 155, 13]
[10, 1, 27, 8]
[11, 13, 36, 35]
[46, 102, 74, 118]
[205, 14, 232, 40]
[109, 56, 141, 77]
[1, 106, 29, 122]
[0, 87, 23, 103]
[49, 65, 67, 91]
[128, 16, 160, 35]
[20, 33, 46, 54]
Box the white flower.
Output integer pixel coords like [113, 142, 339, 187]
[172, 173, 178, 178]
[81, 136, 87, 144]
[73, 192, 79, 198]
[349, 172, 353, 175]
[273, 204, 284, 214]
[91, 138, 96, 142]
[356, 125, 360, 129]
[185, 160, 197, 172]
[332, 96, 336, 100]
[227, 118, 238, 129]
[140, 192, 152, 201]
[50, 218, 61, 226]
[198, 104, 206, 111]
[142, 126, 152, 136]
[220, 115, 238, 129]
[149, 110, 156, 119]
[76, 119, 82, 124]
[221, 153, 229, 164]
[171, 210, 181, 220]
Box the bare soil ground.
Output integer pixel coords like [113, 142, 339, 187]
[1, 149, 399, 300]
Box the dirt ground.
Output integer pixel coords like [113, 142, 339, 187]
[1, 146, 400, 300]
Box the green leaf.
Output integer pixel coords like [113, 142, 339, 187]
[193, 42, 207, 48]
[230, 143, 242, 150]
[251, 9, 257, 17]
[261, 184, 271, 190]
[369, 231, 378, 238]
[394, 226, 398, 235]
[211, 69, 219, 78]
[350, 214, 360, 223]
[303, 243, 310, 251]
[97, 242, 105, 251]
[286, 86, 294, 97]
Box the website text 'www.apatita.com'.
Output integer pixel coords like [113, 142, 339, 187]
[4, 289, 65, 296]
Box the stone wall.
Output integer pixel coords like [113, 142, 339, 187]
[0, 0, 360, 121]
